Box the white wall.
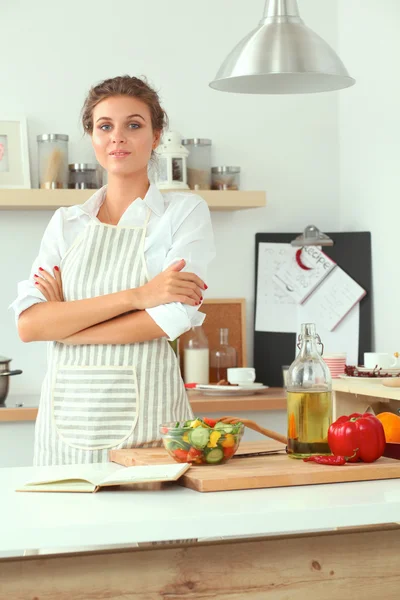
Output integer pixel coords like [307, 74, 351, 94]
[338, 0, 400, 352]
[1, 0, 341, 396]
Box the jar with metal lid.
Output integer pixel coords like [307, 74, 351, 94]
[68, 163, 103, 189]
[182, 138, 212, 190]
[37, 134, 69, 189]
[211, 166, 240, 191]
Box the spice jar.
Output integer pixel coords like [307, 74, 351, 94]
[181, 138, 212, 190]
[211, 166, 240, 190]
[37, 134, 69, 189]
[68, 163, 103, 189]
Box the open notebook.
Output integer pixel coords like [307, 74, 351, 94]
[16, 462, 190, 493]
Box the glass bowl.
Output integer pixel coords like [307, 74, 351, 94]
[160, 419, 244, 465]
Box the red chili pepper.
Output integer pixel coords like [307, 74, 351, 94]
[303, 450, 357, 466]
[328, 413, 386, 463]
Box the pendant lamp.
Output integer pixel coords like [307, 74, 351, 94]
[209, 0, 355, 94]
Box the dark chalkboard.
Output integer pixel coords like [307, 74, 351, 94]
[254, 232, 372, 387]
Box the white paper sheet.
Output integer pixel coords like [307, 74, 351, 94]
[273, 246, 336, 304]
[300, 267, 366, 331]
[296, 302, 360, 365]
[255, 243, 297, 333]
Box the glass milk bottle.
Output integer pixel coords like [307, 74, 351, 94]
[183, 327, 209, 384]
[286, 323, 332, 459]
[210, 328, 237, 383]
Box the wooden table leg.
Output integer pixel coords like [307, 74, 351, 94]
[2, 525, 400, 599]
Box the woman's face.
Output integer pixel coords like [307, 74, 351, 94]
[91, 95, 160, 178]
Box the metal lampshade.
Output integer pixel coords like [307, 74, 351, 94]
[209, 0, 355, 95]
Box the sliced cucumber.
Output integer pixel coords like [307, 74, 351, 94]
[188, 427, 210, 449]
[214, 422, 234, 434]
[166, 439, 190, 452]
[205, 447, 224, 464]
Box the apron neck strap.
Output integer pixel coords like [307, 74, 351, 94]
[143, 207, 152, 228]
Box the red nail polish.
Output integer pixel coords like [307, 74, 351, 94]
[204, 284, 208, 290]
[34, 274, 38, 278]
[200, 296, 203, 301]
[54, 266, 59, 271]
[34, 281, 38, 285]
[39, 267, 43, 271]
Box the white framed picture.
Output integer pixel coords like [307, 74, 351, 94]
[0, 118, 31, 188]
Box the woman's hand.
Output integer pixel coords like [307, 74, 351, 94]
[34, 266, 64, 302]
[133, 259, 207, 309]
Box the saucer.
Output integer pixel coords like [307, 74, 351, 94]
[194, 383, 268, 396]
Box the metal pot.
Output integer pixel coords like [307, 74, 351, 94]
[0, 356, 22, 406]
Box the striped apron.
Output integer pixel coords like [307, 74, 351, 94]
[33, 208, 193, 466]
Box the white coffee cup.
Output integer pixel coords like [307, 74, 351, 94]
[227, 367, 256, 385]
[364, 352, 400, 369]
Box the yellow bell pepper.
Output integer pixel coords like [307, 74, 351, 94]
[191, 419, 203, 429]
[221, 433, 235, 448]
[207, 431, 221, 448]
[183, 432, 189, 443]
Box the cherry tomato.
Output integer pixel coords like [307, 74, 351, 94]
[173, 449, 189, 462]
[187, 447, 203, 461]
[223, 446, 236, 459]
[203, 417, 218, 428]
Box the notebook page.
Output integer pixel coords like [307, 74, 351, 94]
[100, 463, 190, 486]
[23, 463, 124, 486]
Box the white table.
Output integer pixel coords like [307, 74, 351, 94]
[1, 465, 400, 599]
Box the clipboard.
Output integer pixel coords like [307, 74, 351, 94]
[253, 232, 372, 386]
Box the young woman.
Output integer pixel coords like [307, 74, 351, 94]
[11, 75, 215, 466]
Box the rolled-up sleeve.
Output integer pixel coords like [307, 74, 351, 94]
[9, 209, 64, 324]
[146, 196, 215, 341]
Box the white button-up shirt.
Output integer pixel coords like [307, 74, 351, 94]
[9, 184, 216, 341]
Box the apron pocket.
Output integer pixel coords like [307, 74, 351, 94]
[52, 365, 139, 450]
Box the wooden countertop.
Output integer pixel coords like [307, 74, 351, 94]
[0, 388, 287, 423]
[332, 378, 400, 400]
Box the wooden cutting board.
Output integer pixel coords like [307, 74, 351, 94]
[109, 441, 400, 493]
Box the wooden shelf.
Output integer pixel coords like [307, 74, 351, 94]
[0, 389, 286, 422]
[0, 407, 38, 422]
[333, 378, 400, 401]
[189, 388, 286, 413]
[0, 189, 266, 211]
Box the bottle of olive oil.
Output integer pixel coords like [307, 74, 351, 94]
[286, 323, 332, 459]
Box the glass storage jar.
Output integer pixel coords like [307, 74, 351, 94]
[210, 328, 237, 383]
[182, 326, 209, 384]
[68, 163, 103, 189]
[37, 134, 69, 189]
[211, 166, 240, 190]
[182, 138, 212, 190]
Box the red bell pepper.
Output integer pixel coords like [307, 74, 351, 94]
[328, 413, 386, 463]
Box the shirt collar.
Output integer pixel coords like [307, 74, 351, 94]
[68, 182, 165, 220]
